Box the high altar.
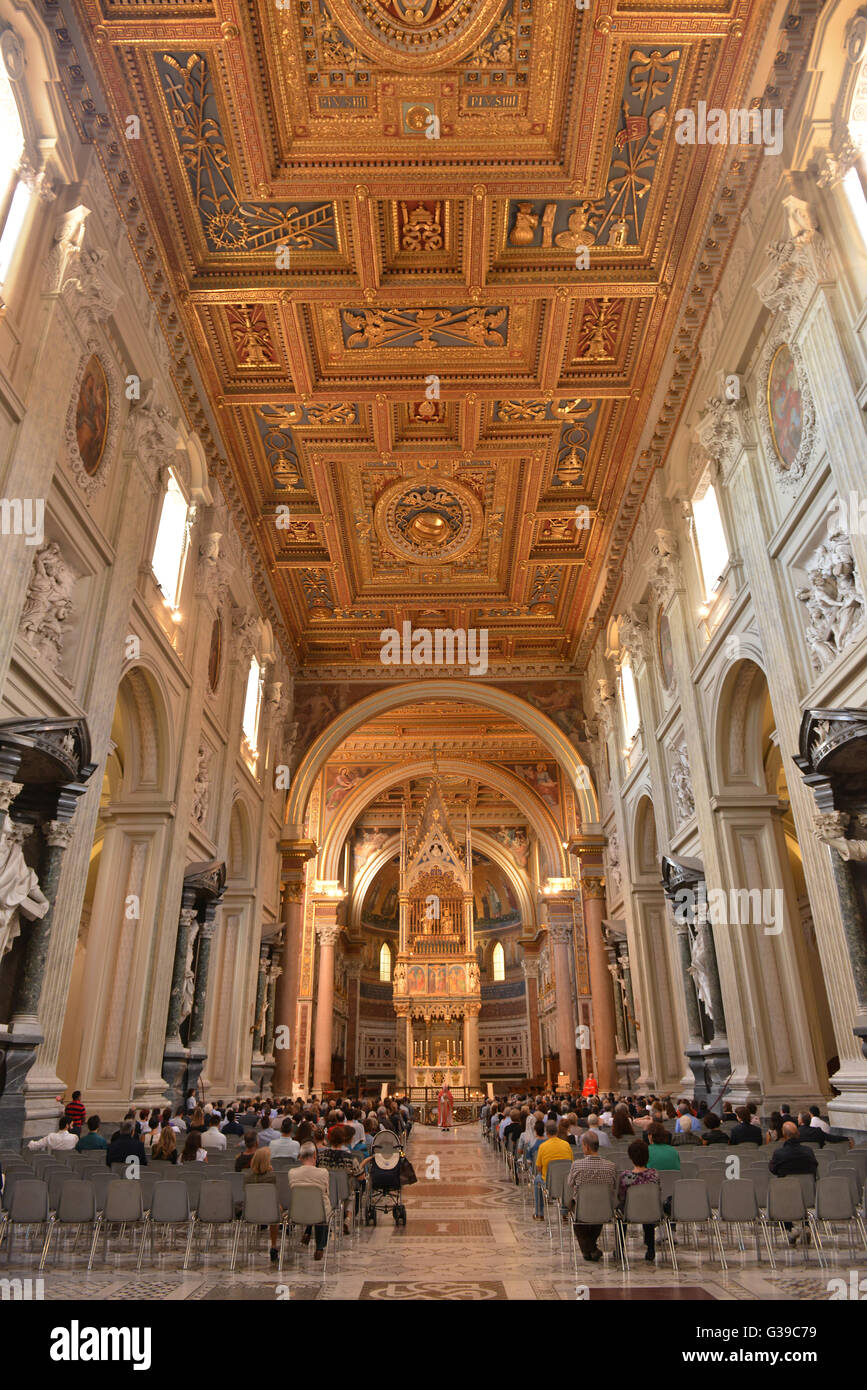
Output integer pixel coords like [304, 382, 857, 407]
[393, 774, 481, 1089]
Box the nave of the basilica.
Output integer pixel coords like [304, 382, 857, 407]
[0, 0, 866, 1324]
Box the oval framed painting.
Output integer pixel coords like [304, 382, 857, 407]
[208, 615, 222, 693]
[75, 354, 110, 475]
[656, 608, 675, 692]
[756, 334, 815, 486]
[767, 343, 803, 468]
[65, 347, 120, 496]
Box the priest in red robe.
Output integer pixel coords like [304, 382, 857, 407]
[437, 1083, 454, 1131]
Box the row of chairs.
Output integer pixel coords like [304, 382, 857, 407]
[483, 1127, 867, 1279]
[0, 1175, 342, 1274]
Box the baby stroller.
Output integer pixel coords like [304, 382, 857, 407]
[363, 1129, 407, 1226]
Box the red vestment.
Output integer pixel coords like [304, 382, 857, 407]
[437, 1086, 454, 1128]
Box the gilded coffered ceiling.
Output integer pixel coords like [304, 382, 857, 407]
[71, 0, 807, 674]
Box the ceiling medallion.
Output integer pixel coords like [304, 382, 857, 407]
[375, 475, 482, 564]
[331, 0, 502, 69]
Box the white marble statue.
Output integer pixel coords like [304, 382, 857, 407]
[18, 542, 75, 668]
[687, 922, 714, 1022]
[796, 522, 866, 672]
[180, 922, 200, 1023]
[0, 819, 50, 960]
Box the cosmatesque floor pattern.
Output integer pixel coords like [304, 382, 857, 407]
[3, 1128, 864, 1301]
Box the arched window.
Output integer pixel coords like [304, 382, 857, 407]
[619, 658, 641, 743]
[242, 656, 263, 756]
[691, 481, 729, 600]
[379, 941, 392, 982]
[0, 53, 31, 288]
[151, 468, 191, 609]
[492, 941, 505, 982]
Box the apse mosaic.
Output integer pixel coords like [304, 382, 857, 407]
[155, 52, 338, 254]
[506, 45, 682, 252]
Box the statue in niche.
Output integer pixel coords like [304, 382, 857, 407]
[670, 744, 695, 825]
[192, 746, 211, 826]
[687, 922, 714, 1022]
[180, 922, 200, 1023]
[393, 961, 406, 992]
[18, 542, 75, 668]
[0, 820, 50, 961]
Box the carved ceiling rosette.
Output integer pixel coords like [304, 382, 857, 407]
[374, 475, 482, 565]
[325, 0, 506, 71]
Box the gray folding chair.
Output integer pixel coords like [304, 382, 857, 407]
[88, 1180, 145, 1269]
[814, 1176, 867, 1257]
[0, 1179, 50, 1260]
[87, 1169, 114, 1213]
[671, 1179, 726, 1267]
[828, 1164, 860, 1208]
[139, 1179, 192, 1268]
[621, 1182, 676, 1271]
[286, 1183, 335, 1273]
[767, 1176, 820, 1265]
[184, 1179, 236, 1269]
[572, 1184, 624, 1273]
[230, 1184, 285, 1271]
[40, 1180, 96, 1270]
[329, 1168, 355, 1240]
[542, 1159, 572, 1251]
[699, 1167, 725, 1213]
[678, 1161, 699, 1180]
[718, 1177, 776, 1269]
[658, 1168, 682, 1207]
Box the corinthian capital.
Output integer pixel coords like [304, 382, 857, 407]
[316, 923, 342, 949]
[616, 605, 651, 667]
[647, 529, 683, 605]
[754, 206, 833, 333]
[231, 608, 259, 665]
[125, 385, 180, 485]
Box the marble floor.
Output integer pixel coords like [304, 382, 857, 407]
[3, 1127, 864, 1302]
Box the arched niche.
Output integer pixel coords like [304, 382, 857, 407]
[284, 680, 599, 838]
[632, 792, 659, 881]
[347, 826, 537, 933]
[114, 661, 174, 798]
[227, 797, 254, 887]
[318, 756, 567, 883]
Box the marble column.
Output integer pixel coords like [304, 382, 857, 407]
[264, 950, 281, 1062]
[673, 917, 704, 1046]
[580, 874, 617, 1091]
[13, 820, 77, 1025]
[312, 918, 341, 1094]
[548, 915, 577, 1084]
[0, 815, 77, 1148]
[607, 958, 627, 1057]
[344, 959, 362, 1086]
[272, 840, 316, 1093]
[252, 945, 269, 1061]
[621, 951, 639, 1052]
[164, 906, 198, 1050]
[521, 955, 542, 1081]
[261, 947, 281, 1093]
[395, 1004, 409, 1090]
[188, 903, 218, 1048]
[464, 1002, 481, 1087]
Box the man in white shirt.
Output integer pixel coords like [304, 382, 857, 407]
[808, 1106, 830, 1134]
[201, 1114, 227, 1151]
[270, 1118, 301, 1159]
[28, 1118, 79, 1152]
[585, 1113, 611, 1147]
